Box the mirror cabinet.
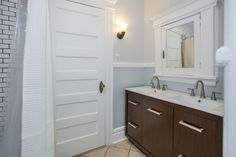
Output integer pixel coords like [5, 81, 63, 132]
[153, 0, 223, 85]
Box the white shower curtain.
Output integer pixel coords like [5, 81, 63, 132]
[21, 0, 55, 157]
[182, 37, 194, 67]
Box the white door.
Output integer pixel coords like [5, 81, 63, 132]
[49, 0, 106, 157]
[166, 30, 182, 68]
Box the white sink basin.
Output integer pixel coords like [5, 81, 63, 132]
[126, 86, 224, 117]
[170, 94, 222, 110]
[134, 86, 177, 98]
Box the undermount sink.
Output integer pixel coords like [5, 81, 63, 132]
[126, 86, 224, 117]
[138, 86, 174, 97]
[170, 94, 222, 110]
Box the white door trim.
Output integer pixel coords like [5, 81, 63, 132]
[104, 7, 115, 145]
[219, 0, 236, 156]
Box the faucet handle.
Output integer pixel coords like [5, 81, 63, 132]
[187, 88, 195, 97]
[150, 81, 155, 88]
[162, 84, 168, 91]
[211, 91, 221, 101]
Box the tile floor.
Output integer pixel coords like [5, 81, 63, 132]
[72, 140, 146, 157]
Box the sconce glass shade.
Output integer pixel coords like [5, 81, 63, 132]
[116, 22, 127, 39]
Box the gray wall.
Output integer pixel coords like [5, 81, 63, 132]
[112, 0, 225, 130]
[113, 67, 155, 128]
[114, 0, 144, 62]
[144, 0, 195, 62]
[160, 67, 224, 98]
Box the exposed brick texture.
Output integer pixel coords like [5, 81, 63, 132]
[0, 0, 17, 138]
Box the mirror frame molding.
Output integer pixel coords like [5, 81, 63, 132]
[152, 0, 222, 86]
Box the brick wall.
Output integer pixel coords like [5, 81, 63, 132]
[0, 0, 17, 138]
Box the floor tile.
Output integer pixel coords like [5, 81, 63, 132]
[83, 146, 109, 157]
[130, 145, 140, 152]
[129, 151, 146, 157]
[111, 140, 131, 150]
[105, 147, 129, 157]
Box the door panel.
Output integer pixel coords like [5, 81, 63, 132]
[56, 58, 97, 71]
[49, 0, 105, 156]
[56, 122, 97, 143]
[56, 101, 97, 119]
[166, 30, 182, 68]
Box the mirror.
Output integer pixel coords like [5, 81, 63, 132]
[166, 22, 194, 68]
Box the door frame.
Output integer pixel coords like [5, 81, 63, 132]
[220, 0, 236, 156]
[46, 2, 115, 155]
[103, 7, 115, 145]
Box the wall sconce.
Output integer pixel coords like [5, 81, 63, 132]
[116, 22, 128, 39]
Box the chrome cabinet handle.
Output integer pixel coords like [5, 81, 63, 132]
[128, 122, 138, 129]
[147, 108, 162, 116]
[128, 100, 138, 106]
[179, 120, 204, 133]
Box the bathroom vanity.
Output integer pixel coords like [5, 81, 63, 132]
[125, 0, 224, 156]
[125, 86, 223, 157]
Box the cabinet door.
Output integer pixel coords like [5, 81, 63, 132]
[173, 108, 221, 157]
[126, 92, 142, 143]
[142, 98, 173, 157]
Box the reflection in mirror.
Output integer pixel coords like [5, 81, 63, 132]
[166, 22, 194, 68]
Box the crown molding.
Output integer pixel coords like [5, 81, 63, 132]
[152, 0, 218, 26]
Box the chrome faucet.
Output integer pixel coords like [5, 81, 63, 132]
[150, 76, 161, 89]
[195, 80, 206, 98]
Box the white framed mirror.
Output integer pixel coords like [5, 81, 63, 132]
[152, 0, 222, 86]
[162, 14, 201, 75]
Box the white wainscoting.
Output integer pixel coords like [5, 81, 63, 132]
[111, 126, 126, 144]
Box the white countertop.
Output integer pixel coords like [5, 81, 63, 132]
[126, 86, 224, 117]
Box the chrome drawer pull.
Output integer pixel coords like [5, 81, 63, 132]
[128, 122, 138, 129]
[179, 120, 204, 133]
[147, 108, 162, 116]
[128, 100, 138, 106]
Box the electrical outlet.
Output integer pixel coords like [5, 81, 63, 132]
[115, 53, 120, 62]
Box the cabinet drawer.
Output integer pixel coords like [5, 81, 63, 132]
[127, 93, 142, 125]
[127, 121, 141, 143]
[173, 108, 222, 157]
[143, 98, 173, 117]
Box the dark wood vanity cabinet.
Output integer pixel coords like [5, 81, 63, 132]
[173, 106, 223, 157]
[126, 92, 142, 144]
[142, 98, 173, 157]
[125, 91, 223, 157]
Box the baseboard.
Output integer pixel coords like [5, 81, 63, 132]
[111, 126, 127, 144]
